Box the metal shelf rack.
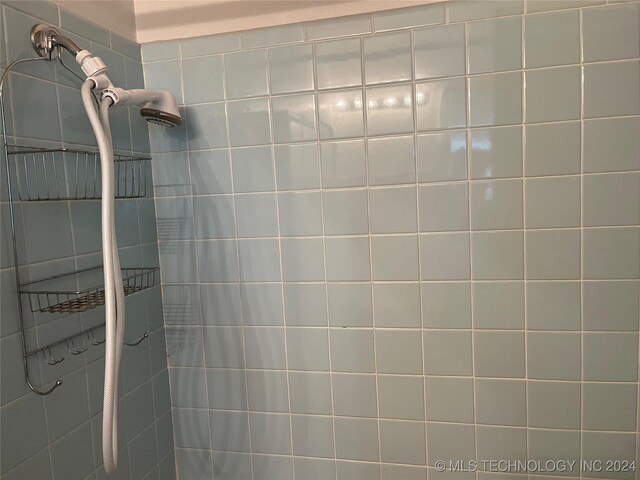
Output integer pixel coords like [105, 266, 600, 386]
[1, 56, 157, 396]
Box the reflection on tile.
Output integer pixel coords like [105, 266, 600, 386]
[227, 99, 272, 147]
[417, 131, 468, 182]
[320, 139, 367, 188]
[416, 78, 467, 131]
[414, 24, 465, 79]
[363, 31, 412, 84]
[315, 38, 362, 90]
[271, 94, 317, 143]
[525, 10, 580, 68]
[224, 49, 269, 99]
[269, 43, 314, 94]
[469, 72, 522, 127]
[367, 136, 415, 185]
[366, 84, 414, 136]
[274, 143, 321, 190]
[318, 89, 365, 140]
[470, 179, 523, 230]
[186, 103, 228, 150]
[468, 16, 522, 74]
[470, 126, 522, 179]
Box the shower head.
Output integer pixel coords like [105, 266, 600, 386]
[30, 24, 182, 127]
[103, 88, 182, 127]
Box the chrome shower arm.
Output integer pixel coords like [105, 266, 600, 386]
[31, 24, 82, 57]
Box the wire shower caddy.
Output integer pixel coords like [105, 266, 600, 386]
[1, 56, 158, 395]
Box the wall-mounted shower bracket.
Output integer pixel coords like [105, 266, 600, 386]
[30, 23, 81, 58]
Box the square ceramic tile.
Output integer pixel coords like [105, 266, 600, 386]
[322, 189, 369, 234]
[427, 423, 476, 469]
[423, 330, 473, 375]
[475, 379, 526, 426]
[469, 126, 522, 179]
[269, 43, 314, 94]
[224, 49, 269, 99]
[583, 227, 640, 279]
[231, 146, 275, 192]
[371, 235, 420, 280]
[271, 94, 317, 143]
[284, 284, 328, 327]
[320, 139, 367, 188]
[363, 31, 412, 85]
[526, 0, 603, 14]
[420, 233, 470, 280]
[473, 282, 524, 329]
[292, 415, 334, 458]
[235, 193, 279, 237]
[584, 61, 640, 118]
[527, 332, 581, 380]
[583, 332, 638, 381]
[315, 38, 362, 90]
[244, 327, 287, 370]
[286, 328, 330, 371]
[417, 131, 468, 182]
[241, 283, 284, 325]
[583, 281, 639, 331]
[190, 149, 232, 195]
[197, 240, 240, 282]
[278, 191, 323, 236]
[367, 136, 416, 185]
[306, 15, 372, 40]
[583, 4, 640, 62]
[143, 60, 183, 105]
[470, 179, 523, 230]
[227, 99, 272, 147]
[425, 377, 474, 423]
[334, 418, 379, 462]
[249, 413, 291, 454]
[242, 23, 303, 47]
[366, 84, 414, 136]
[325, 237, 371, 281]
[526, 229, 581, 280]
[332, 373, 378, 417]
[274, 143, 321, 190]
[526, 282, 581, 331]
[327, 283, 373, 327]
[525, 177, 581, 228]
[525, 121, 581, 176]
[525, 10, 580, 68]
[582, 432, 636, 473]
[181, 33, 240, 56]
[414, 24, 465, 79]
[238, 238, 281, 281]
[583, 383, 637, 431]
[468, 16, 522, 74]
[379, 420, 426, 465]
[210, 411, 250, 451]
[584, 173, 640, 227]
[203, 327, 245, 368]
[369, 186, 417, 233]
[374, 283, 421, 328]
[186, 103, 228, 150]
[207, 369, 247, 410]
[422, 282, 472, 329]
[416, 78, 467, 131]
[527, 381, 581, 429]
[419, 183, 469, 232]
[182, 55, 225, 104]
[330, 329, 375, 373]
[472, 231, 524, 280]
[190, 195, 235, 240]
[469, 72, 522, 127]
[584, 118, 640, 173]
[474, 331, 525, 378]
[289, 372, 332, 414]
[476, 426, 527, 465]
[378, 375, 425, 420]
[375, 330, 423, 374]
[318, 89, 365, 140]
[526, 67, 581, 123]
[281, 238, 325, 281]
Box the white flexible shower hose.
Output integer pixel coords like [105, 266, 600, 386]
[81, 80, 126, 475]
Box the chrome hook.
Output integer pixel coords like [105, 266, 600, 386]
[66, 337, 87, 355]
[123, 332, 148, 347]
[43, 347, 65, 365]
[88, 329, 105, 345]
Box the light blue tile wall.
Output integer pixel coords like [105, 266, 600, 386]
[142, 0, 640, 478]
[0, 1, 173, 479]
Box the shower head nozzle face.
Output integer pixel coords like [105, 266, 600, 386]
[140, 107, 182, 128]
